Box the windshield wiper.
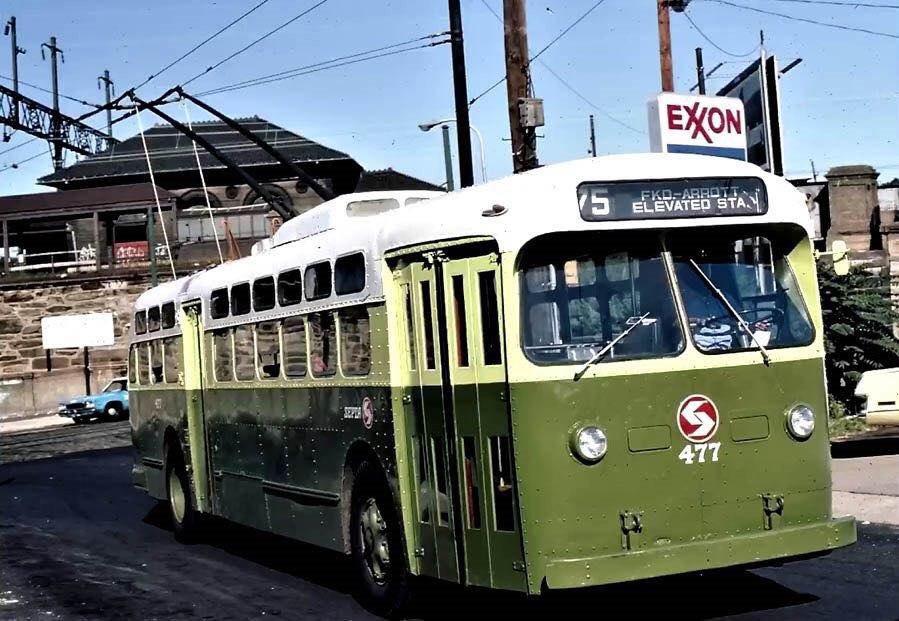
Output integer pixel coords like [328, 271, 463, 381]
[573, 312, 655, 381]
[687, 258, 771, 366]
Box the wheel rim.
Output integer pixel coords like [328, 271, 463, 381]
[169, 468, 186, 525]
[359, 497, 390, 585]
[107, 407, 118, 417]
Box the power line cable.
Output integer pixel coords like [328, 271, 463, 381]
[476, 0, 641, 135]
[197, 42, 444, 96]
[683, 10, 760, 56]
[0, 137, 37, 157]
[181, 0, 331, 88]
[759, 0, 899, 8]
[196, 33, 447, 96]
[133, 0, 272, 92]
[0, 74, 101, 108]
[705, 0, 899, 38]
[469, 0, 608, 107]
[0, 149, 46, 172]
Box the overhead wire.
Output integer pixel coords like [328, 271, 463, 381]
[704, 0, 899, 38]
[682, 10, 761, 57]
[759, 0, 899, 8]
[0, 149, 46, 173]
[196, 38, 447, 97]
[468, 0, 608, 107]
[0, 74, 102, 108]
[180, 0, 331, 88]
[195, 33, 447, 96]
[0, 137, 37, 157]
[132, 0, 272, 92]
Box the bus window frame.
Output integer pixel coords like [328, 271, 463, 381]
[517, 231, 687, 367]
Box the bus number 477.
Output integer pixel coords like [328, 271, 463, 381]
[678, 442, 721, 465]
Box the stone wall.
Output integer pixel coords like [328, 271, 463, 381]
[0, 274, 157, 415]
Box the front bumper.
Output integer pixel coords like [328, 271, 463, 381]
[544, 516, 856, 590]
[59, 407, 97, 419]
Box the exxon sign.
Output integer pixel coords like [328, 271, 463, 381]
[648, 93, 747, 161]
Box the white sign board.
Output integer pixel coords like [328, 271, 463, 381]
[648, 93, 747, 161]
[41, 313, 115, 349]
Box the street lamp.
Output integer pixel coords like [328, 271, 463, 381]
[419, 118, 488, 185]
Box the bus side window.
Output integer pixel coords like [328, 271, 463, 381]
[309, 312, 336, 377]
[150, 340, 163, 383]
[234, 325, 256, 381]
[283, 316, 308, 378]
[164, 336, 181, 384]
[402, 283, 417, 370]
[339, 307, 371, 376]
[128, 344, 138, 384]
[420, 281, 436, 369]
[256, 321, 281, 379]
[137, 342, 150, 385]
[213, 329, 233, 382]
[478, 271, 503, 365]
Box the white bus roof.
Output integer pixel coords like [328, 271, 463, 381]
[132, 154, 812, 334]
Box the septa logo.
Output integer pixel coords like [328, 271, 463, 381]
[677, 395, 719, 443]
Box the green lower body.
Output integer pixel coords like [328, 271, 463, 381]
[544, 515, 856, 589]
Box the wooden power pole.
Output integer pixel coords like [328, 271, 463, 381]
[447, 0, 475, 188]
[503, 0, 538, 173]
[657, 0, 674, 92]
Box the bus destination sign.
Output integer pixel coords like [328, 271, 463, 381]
[578, 178, 766, 222]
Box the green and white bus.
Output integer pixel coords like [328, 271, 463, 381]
[129, 154, 856, 615]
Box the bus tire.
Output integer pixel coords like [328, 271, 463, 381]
[350, 462, 410, 618]
[166, 449, 198, 543]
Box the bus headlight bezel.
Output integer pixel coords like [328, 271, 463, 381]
[569, 425, 608, 464]
[786, 404, 815, 440]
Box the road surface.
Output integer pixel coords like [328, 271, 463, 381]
[1, 422, 898, 620]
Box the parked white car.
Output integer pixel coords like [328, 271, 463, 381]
[855, 368, 899, 425]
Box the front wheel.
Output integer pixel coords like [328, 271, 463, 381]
[350, 462, 410, 618]
[102, 404, 121, 421]
[166, 451, 198, 543]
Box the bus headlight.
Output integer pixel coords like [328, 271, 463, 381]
[787, 405, 815, 440]
[571, 426, 608, 463]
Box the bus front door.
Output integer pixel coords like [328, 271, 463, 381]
[180, 302, 213, 514]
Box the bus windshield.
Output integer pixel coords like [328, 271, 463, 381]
[670, 229, 814, 354]
[520, 233, 684, 364]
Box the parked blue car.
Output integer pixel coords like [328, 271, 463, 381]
[58, 377, 129, 424]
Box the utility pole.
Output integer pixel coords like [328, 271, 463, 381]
[589, 114, 597, 157]
[97, 70, 114, 138]
[503, 0, 538, 173]
[4, 17, 25, 124]
[656, 0, 674, 92]
[695, 47, 706, 95]
[41, 36, 65, 170]
[447, 0, 474, 188]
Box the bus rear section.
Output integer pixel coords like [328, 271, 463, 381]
[508, 224, 855, 593]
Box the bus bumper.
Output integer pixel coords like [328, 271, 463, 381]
[543, 516, 856, 590]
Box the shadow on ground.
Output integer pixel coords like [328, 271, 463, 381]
[832, 432, 899, 459]
[143, 504, 817, 620]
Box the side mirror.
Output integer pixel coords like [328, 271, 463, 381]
[831, 240, 850, 276]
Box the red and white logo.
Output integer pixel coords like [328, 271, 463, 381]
[677, 395, 719, 443]
[361, 397, 374, 429]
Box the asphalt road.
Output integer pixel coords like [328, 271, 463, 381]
[2, 422, 899, 620]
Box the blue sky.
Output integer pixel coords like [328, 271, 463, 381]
[1, 0, 897, 196]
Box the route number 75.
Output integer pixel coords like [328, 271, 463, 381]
[678, 442, 721, 465]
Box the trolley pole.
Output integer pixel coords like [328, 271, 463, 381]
[4, 16, 25, 124]
[503, 0, 538, 172]
[98, 70, 115, 138]
[41, 36, 65, 170]
[695, 47, 706, 95]
[589, 114, 597, 157]
[657, 0, 674, 92]
[447, 0, 475, 188]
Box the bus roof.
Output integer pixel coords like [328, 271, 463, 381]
[132, 153, 812, 334]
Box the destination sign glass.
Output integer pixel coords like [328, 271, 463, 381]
[578, 177, 767, 222]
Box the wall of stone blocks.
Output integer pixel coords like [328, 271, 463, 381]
[0, 274, 156, 415]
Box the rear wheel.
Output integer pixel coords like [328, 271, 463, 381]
[350, 462, 410, 618]
[166, 449, 198, 543]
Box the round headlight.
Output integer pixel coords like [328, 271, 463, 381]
[572, 426, 608, 463]
[787, 405, 815, 439]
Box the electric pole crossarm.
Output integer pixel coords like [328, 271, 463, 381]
[129, 95, 294, 222]
[177, 89, 334, 204]
[0, 85, 116, 156]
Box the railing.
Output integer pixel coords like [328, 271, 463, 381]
[2, 244, 174, 278]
